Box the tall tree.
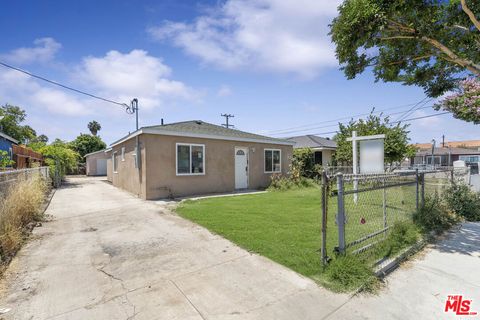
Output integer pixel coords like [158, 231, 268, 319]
[330, 0, 480, 97]
[69, 134, 106, 161]
[334, 113, 415, 165]
[0, 104, 37, 143]
[87, 120, 101, 136]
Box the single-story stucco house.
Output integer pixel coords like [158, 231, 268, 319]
[106, 120, 294, 199]
[286, 135, 336, 166]
[85, 149, 110, 176]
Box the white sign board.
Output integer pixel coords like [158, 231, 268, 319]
[359, 139, 385, 173]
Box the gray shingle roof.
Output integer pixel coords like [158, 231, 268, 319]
[286, 135, 337, 149]
[111, 120, 294, 146]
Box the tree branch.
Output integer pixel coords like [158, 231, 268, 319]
[461, 0, 480, 32]
[420, 36, 480, 75]
[380, 36, 416, 40]
[388, 55, 433, 66]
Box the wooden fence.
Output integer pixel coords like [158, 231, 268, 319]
[12, 145, 43, 169]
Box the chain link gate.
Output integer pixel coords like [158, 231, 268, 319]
[320, 168, 455, 264]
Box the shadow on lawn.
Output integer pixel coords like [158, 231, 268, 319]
[431, 222, 480, 256]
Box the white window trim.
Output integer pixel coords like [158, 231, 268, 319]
[113, 151, 118, 173]
[264, 148, 282, 173]
[121, 147, 125, 161]
[176, 143, 206, 176]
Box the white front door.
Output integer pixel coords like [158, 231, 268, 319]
[235, 147, 248, 189]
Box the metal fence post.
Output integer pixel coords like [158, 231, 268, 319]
[382, 176, 387, 230]
[420, 172, 425, 208]
[415, 169, 419, 211]
[321, 170, 328, 265]
[336, 173, 346, 254]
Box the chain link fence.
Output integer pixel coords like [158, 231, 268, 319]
[320, 168, 454, 264]
[0, 167, 50, 198]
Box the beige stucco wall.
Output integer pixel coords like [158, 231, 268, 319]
[109, 133, 293, 200]
[143, 134, 293, 199]
[109, 137, 147, 198]
[322, 149, 335, 166]
[85, 151, 110, 176]
[106, 151, 112, 182]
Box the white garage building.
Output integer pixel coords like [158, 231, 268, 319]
[85, 149, 110, 176]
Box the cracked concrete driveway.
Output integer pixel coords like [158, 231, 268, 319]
[1, 177, 479, 320]
[0, 177, 349, 320]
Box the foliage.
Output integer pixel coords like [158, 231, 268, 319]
[38, 143, 79, 179]
[323, 255, 377, 293]
[413, 193, 460, 232]
[267, 174, 317, 191]
[0, 104, 38, 143]
[434, 77, 480, 124]
[333, 113, 412, 164]
[87, 120, 102, 136]
[0, 150, 14, 169]
[69, 134, 106, 161]
[330, 0, 480, 97]
[0, 174, 48, 260]
[292, 148, 318, 178]
[444, 183, 480, 221]
[31, 134, 49, 144]
[375, 221, 419, 258]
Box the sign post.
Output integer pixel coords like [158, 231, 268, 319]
[347, 131, 386, 203]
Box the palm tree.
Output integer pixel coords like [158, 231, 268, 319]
[88, 121, 101, 136]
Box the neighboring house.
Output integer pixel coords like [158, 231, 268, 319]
[411, 147, 480, 168]
[414, 139, 480, 150]
[0, 131, 18, 162]
[286, 135, 336, 166]
[85, 149, 110, 176]
[106, 120, 294, 199]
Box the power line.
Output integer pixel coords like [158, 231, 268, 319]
[263, 99, 435, 135]
[269, 104, 435, 136]
[302, 112, 450, 137]
[0, 60, 130, 110]
[393, 97, 434, 123]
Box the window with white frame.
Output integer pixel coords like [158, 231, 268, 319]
[459, 155, 480, 163]
[113, 151, 118, 173]
[264, 149, 281, 173]
[121, 147, 125, 161]
[176, 143, 205, 175]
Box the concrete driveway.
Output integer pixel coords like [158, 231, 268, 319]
[0, 177, 478, 319]
[0, 177, 349, 319]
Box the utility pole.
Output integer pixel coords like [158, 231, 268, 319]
[221, 114, 235, 129]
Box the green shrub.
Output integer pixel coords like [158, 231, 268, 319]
[292, 148, 317, 178]
[444, 183, 480, 221]
[324, 255, 377, 292]
[375, 221, 419, 258]
[413, 193, 460, 232]
[267, 174, 317, 191]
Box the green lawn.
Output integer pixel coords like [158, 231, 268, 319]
[176, 184, 419, 285]
[177, 188, 324, 277]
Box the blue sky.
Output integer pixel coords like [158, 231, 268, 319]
[0, 0, 479, 145]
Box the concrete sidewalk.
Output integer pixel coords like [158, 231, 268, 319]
[0, 177, 478, 319]
[325, 222, 480, 319]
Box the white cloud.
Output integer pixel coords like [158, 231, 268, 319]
[0, 41, 200, 117]
[217, 84, 232, 97]
[0, 38, 61, 65]
[410, 109, 443, 127]
[0, 69, 90, 116]
[148, 0, 341, 78]
[76, 49, 200, 110]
